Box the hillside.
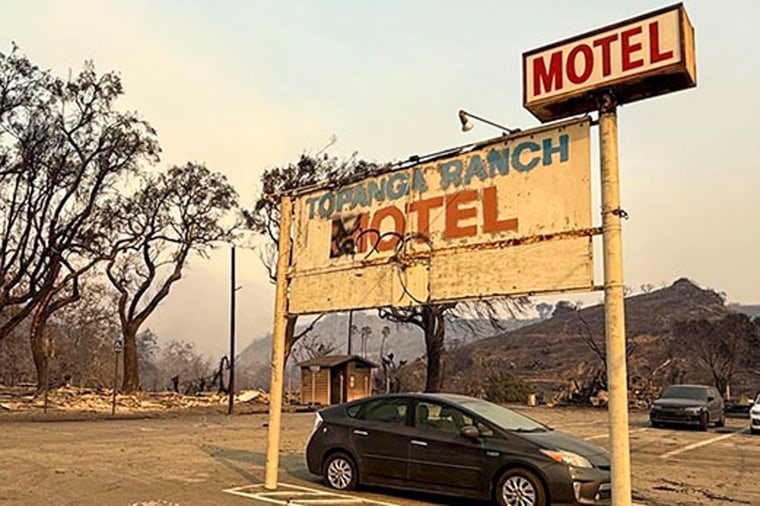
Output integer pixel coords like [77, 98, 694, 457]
[420, 278, 754, 398]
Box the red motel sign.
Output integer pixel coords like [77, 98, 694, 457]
[523, 3, 696, 122]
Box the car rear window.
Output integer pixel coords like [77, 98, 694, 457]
[663, 386, 708, 400]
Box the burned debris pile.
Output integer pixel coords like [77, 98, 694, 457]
[0, 385, 272, 415]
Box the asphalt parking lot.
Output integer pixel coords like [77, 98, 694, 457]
[0, 406, 757, 506]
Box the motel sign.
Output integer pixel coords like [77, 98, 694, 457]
[524, 3, 696, 122]
[288, 119, 593, 315]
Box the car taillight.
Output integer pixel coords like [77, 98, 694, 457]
[309, 412, 324, 439]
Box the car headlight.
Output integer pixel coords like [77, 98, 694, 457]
[540, 449, 593, 469]
[650, 405, 662, 411]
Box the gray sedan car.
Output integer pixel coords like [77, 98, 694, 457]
[306, 393, 611, 506]
[649, 384, 725, 430]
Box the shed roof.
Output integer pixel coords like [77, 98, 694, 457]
[297, 355, 378, 369]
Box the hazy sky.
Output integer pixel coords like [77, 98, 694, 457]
[2, 1, 758, 357]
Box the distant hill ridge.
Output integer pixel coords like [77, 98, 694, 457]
[435, 278, 750, 395]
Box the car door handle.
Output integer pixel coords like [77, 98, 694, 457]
[353, 429, 369, 436]
[411, 440, 428, 447]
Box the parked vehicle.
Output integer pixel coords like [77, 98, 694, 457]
[649, 384, 725, 430]
[305, 393, 611, 506]
[750, 393, 760, 434]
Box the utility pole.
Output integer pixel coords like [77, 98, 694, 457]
[265, 195, 293, 489]
[112, 339, 123, 415]
[228, 245, 236, 415]
[599, 92, 632, 506]
[43, 337, 53, 414]
[347, 309, 354, 355]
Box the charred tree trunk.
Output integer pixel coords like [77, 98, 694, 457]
[714, 374, 728, 400]
[30, 329, 49, 394]
[379, 304, 453, 394]
[30, 271, 81, 392]
[423, 306, 446, 393]
[30, 288, 55, 393]
[283, 315, 298, 365]
[122, 323, 140, 392]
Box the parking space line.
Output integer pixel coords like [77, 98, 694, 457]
[585, 428, 648, 441]
[223, 482, 402, 505]
[224, 481, 646, 505]
[658, 429, 747, 459]
[552, 421, 598, 429]
[224, 487, 285, 505]
[297, 500, 368, 504]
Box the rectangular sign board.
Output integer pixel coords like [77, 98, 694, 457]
[523, 3, 696, 122]
[288, 118, 593, 315]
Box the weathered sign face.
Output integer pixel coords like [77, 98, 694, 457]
[523, 3, 696, 121]
[288, 118, 593, 315]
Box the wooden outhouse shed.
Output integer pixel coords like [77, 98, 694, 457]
[298, 355, 377, 406]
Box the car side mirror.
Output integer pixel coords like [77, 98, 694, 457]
[460, 425, 480, 439]
[707, 396, 715, 402]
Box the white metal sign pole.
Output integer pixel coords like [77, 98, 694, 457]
[599, 93, 631, 506]
[264, 194, 293, 490]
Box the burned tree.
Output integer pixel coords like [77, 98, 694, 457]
[379, 304, 453, 393]
[576, 310, 636, 376]
[380, 297, 530, 393]
[672, 312, 756, 397]
[106, 163, 238, 391]
[0, 48, 160, 388]
[0, 50, 159, 342]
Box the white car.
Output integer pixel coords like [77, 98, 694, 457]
[751, 393, 760, 434]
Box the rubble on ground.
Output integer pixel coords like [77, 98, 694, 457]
[544, 360, 667, 408]
[0, 385, 275, 415]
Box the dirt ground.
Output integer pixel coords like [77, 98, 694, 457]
[0, 406, 756, 506]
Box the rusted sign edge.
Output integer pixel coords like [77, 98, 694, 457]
[289, 226, 602, 279]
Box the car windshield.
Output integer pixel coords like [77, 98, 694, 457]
[453, 397, 549, 432]
[662, 386, 707, 401]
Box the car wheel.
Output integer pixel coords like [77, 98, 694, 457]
[651, 420, 663, 429]
[323, 452, 358, 491]
[496, 468, 547, 506]
[699, 412, 709, 431]
[751, 427, 758, 435]
[716, 414, 725, 428]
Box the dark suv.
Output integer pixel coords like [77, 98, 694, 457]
[649, 384, 725, 430]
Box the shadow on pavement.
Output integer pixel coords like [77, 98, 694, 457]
[200, 444, 313, 482]
[199, 444, 489, 505]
